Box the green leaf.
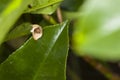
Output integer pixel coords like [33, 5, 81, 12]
[0, 0, 32, 44]
[5, 20, 54, 42]
[25, 0, 62, 14]
[73, 0, 120, 61]
[5, 22, 31, 41]
[0, 21, 69, 80]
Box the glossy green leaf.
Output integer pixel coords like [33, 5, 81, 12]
[0, 0, 32, 44]
[73, 0, 120, 61]
[0, 21, 69, 80]
[25, 0, 62, 14]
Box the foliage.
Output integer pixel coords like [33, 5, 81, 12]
[0, 0, 68, 80]
[72, 0, 120, 61]
[0, 21, 68, 80]
[0, 0, 120, 80]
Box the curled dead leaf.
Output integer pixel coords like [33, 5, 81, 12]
[31, 24, 43, 40]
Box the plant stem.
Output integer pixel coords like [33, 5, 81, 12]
[57, 7, 63, 23]
[83, 56, 120, 80]
[43, 15, 57, 24]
